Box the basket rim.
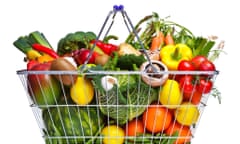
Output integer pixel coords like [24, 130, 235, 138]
[16, 69, 219, 75]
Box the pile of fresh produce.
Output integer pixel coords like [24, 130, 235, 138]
[15, 12, 224, 144]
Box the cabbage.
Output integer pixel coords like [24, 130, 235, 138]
[91, 74, 158, 124]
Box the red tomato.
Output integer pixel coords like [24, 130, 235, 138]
[184, 89, 203, 105]
[178, 60, 195, 71]
[125, 119, 144, 137]
[198, 60, 216, 71]
[191, 55, 208, 69]
[197, 79, 213, 94]
[179, 75, 195, 97]
[190, 90, 202, 105]
[179, 75, 205, 105]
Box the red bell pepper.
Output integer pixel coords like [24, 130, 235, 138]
[72, 48, 99, 65]
[90, 40, 118, 55]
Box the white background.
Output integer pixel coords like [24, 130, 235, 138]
[0, 0, 238, 143]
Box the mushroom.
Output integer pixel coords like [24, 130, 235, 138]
[140, 60, 169, 87]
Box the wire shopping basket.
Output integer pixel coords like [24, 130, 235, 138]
[17, 70, 218, 144]
[16, 5, 220, 144]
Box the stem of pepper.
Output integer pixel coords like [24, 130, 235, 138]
[172, 47, 182, 60]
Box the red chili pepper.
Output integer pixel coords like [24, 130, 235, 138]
[32, 43, 59, 58]
[90, 40, 118, 55]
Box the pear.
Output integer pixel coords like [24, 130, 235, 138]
[175, 102, 200, 126]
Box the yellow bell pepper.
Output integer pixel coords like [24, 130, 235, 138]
[26, 49, 42, 60]
[37, 54, 55, 63]
[159, 43, 193, 70]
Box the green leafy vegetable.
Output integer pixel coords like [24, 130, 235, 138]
[125, 131, 179, 144]
[86, 51, 156, 124]
[89, 72, 158, 125]
[117, 54, 147, 70]
[43, 106, 104, 144]
[192, 37, 216, 57]
[57, 31, 97, 55]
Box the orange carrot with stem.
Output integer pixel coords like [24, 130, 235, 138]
[150, 32, 164, 51]
[164, 28, 175, 45]
[150, 19, 164, 51]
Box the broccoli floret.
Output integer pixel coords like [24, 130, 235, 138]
[117, 54, 147, 70]
[57, 31, 97, 56]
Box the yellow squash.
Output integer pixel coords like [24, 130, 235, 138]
[70, 76, 94, 105]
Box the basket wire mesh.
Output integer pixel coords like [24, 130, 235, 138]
[17, 70, 218, 144]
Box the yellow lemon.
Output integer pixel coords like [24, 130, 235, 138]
[101, 125, 125, 144]
[70, 76, 94, 105]
[175, 102, 200, 126]
[159, 79, 183, 109]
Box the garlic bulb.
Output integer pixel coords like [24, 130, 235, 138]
[101, 75, 118, 91]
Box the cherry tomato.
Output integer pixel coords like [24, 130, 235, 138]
[178, 60, 195, 71]
[191, 55, 208, 69]
[196, 78, 213, 94]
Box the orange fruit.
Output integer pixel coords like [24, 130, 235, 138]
[142, 104, 172, 133]
[165, 122, 192, 144]
[125, 118, 144, 137]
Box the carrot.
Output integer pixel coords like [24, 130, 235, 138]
[164, 33, 174, 45]
[150, 31, 164, 51]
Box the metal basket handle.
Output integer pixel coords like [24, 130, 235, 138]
[79, 5, 158, 73]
